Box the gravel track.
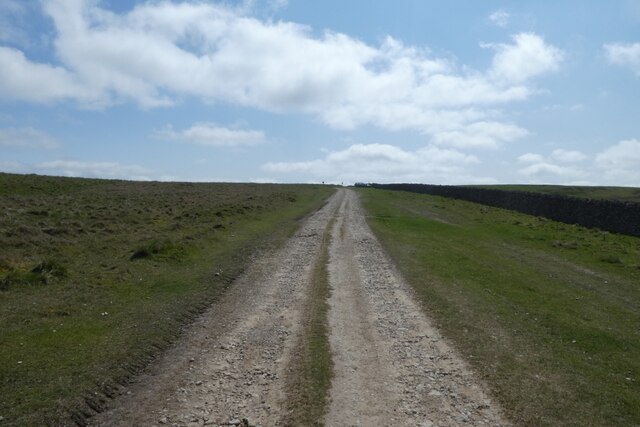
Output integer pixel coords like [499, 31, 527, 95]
[94, 189, 509, 426]
[92, 191, 343, 426]
[325, 189, 510, 426]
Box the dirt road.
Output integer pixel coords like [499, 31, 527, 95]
[94, 189, 508, 426]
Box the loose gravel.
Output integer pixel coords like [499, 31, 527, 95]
[93, 189, 510, 427]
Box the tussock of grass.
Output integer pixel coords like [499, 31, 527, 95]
[601, 254, 623, 264]
[552, 240, 578, 250]
[0, 172, 333, 426]
[129, 239, 183, 261]
[285, 219, 334, 426]
[358, 188, 640, 427]
[0, 259, 67, 290]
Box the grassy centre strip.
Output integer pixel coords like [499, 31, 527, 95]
[285, 218, 335, 426]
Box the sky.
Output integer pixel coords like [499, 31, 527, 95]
[1, 0, 639, 185]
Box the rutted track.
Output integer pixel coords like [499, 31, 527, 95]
[94, 189, 509, 426]
[92, 191, 344, 426]
[325, 189, 509, 426]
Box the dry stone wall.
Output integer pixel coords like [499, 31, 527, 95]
[366, 183, 640, 238]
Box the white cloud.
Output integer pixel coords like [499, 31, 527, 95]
[604, 42, 640, 75]
[0, 127, 59, 148]
[0, 1, 564, 149]
[595, 139, 640, 185]
[250, 177, 279, 183]
[541, 103, 584, 112]
[551, 148, 587, 163]
[0, 47, 94, 104]
[37, 160, 152, 180]
[263, 143, 481, 184]
[596, 139, 640, 168]
[519, 162, 583, 178]
[517, 149, 587, 180]
[488, 10, 510, 27]
[432, 121, 528, 149]
[0, 156, 162, 181]
[0, 160, 28, 173]
[518, 153, 545, 163]
[155, 123, 266, 147]
[516, 142, 640, 186]
[487, 33, 564, 83]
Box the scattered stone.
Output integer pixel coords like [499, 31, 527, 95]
[88, 191, 509, 427]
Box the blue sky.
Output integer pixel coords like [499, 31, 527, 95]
[1, 0, 639, 185]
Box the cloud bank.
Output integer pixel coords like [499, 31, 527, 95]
[37, 160, 152, 180]
[0, 0, 564, 150]
[0, 127, 59, 149]
[605, 42, 640, 75]
[517, 140, 640, 186]
[156, 123, 266, 147]
[262, 143, 485, 184]
[488, 10, 510, 28]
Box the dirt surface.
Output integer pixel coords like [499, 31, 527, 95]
[94, 189, 509, 426]
[325, 190, 509, 426]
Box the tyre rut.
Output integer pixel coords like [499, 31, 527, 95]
[92, 190, 344, 426]
[324, 189, 510, 426]
[93, 188, 509, 426]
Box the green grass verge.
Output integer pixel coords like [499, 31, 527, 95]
[0, 173, 334, 426]
[472, 184, 640, 203]
[285, 218, 334, 426]
[358, 188, 640, 427]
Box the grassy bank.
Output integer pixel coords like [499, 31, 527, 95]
[474, 184, 640, 203]
[358, 188, 640, 426]
[285, 218, 334, 426]
[0, 173, 333, 426]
